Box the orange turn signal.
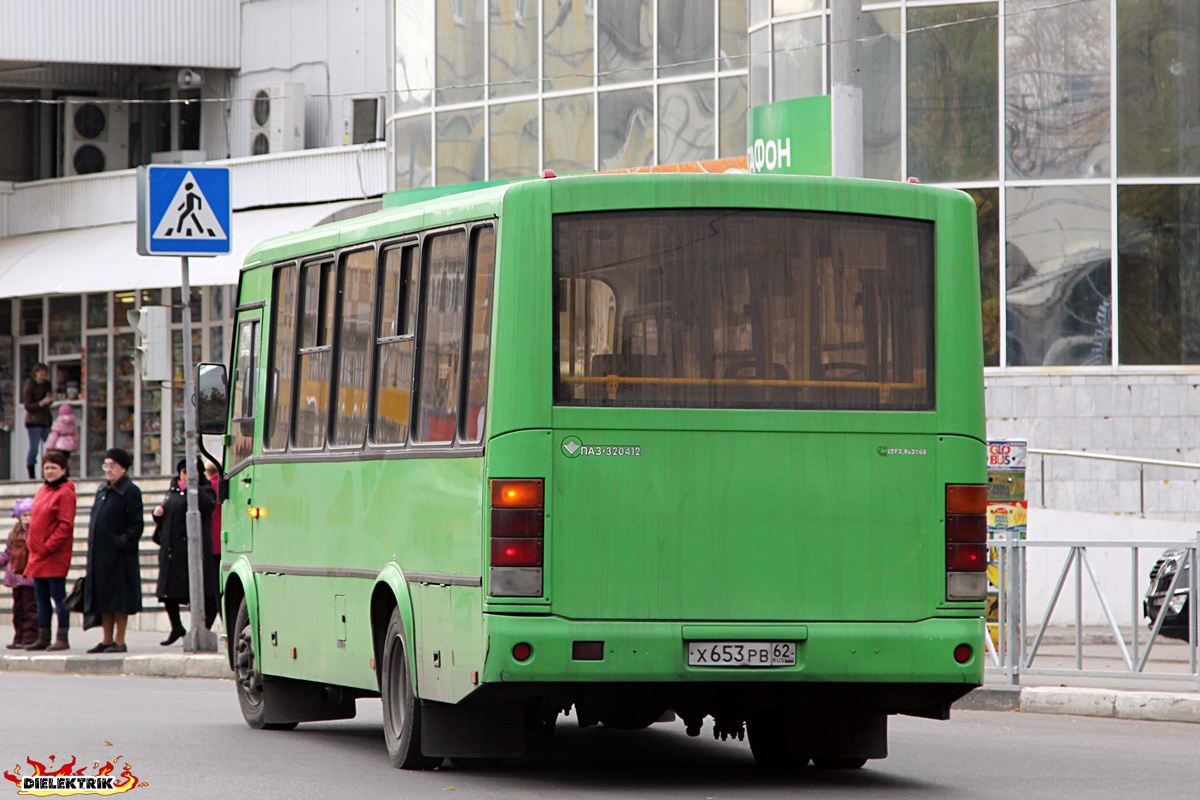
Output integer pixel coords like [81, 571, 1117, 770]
[945, 484, 986, 515]
[248, 507, 262, 519]
[490, 479, 544, 509]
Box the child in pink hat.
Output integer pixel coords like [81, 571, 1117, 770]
[46, 404, 79, 457]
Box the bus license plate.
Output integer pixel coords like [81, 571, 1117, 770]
[687, 641, 796, 667]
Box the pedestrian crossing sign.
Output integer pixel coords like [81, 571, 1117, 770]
[137, 165, 232, 256]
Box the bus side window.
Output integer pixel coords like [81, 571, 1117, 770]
[264, 263, 298, 451]
[331, 247, 375, 447]
[229, 319, 260, 464]
[372, 245, 418, 445]
[294, 259, 335, 449]
[414, 231, 467, 445]
[461, 225, 494, 443]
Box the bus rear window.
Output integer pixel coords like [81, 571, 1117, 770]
[553, 209, 934, 411]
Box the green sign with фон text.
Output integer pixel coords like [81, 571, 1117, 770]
[747, 96, 832, 177]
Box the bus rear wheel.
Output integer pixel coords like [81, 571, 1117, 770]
[747, 710, 809, 769]
[381, 608, 442, 770]
[233, 598, 297, 731]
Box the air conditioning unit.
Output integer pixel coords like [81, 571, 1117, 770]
[62, 97, 129, 176]
[343, 96, 382, 145]
[249, 83, 306, 156]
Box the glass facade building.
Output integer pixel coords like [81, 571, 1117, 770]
[393, 1, 749, 187]
[747, 0, 1200, 370]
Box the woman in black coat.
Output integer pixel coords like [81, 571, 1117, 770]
[83, 448, 144, 653]
[152, 458, 216, 645]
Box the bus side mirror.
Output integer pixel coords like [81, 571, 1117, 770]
[197, 362, 229, 435]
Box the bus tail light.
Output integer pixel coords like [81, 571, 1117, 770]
[489, 479, 544, 597]
[946, 483, 987, 601]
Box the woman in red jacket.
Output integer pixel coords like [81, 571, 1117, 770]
[23, 449, 76, 651]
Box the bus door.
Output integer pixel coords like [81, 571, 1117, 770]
[224, 316, 261, 554]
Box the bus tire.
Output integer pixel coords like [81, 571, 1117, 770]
[747, 710, 808, 769]
[381, 608, 442, 770]
[233, 598, 297, 731]
[812, 758, 867, 770]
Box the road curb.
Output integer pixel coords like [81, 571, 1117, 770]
[2, 652, 231, 679]
[953, 685, 1200, 724]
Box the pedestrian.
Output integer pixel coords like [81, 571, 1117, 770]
[0, 498, 37, 649]
[151, 458, 216, 645]
[83, 448, 143, 654]
[22, 450, 76, 651]
[45, 404, 79, 462]
[21, 363, 52, 480]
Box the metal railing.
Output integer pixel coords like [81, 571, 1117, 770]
[985, 535, 1200, 688]
[1031, 446, 1200, 517]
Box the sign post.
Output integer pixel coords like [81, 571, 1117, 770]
[137, 165, 232, 653]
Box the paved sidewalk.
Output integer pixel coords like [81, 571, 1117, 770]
[3, 628, 1198, 726]
[1, 628, 231, 680]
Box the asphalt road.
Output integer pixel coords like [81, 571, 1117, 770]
[3, 673, 1198, 799]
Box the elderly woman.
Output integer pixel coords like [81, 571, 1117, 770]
[152, 458, 216, 645]
[83, 448, 144, 654]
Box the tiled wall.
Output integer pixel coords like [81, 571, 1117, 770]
[985, 372, 1200, 521]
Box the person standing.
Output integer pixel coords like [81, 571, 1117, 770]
[0, 498, 36, 649]
[152, 459, 216, 645]
[83, 448, 143, 654]
[21, 363, 52, 480]
[46, 404, 79, 463]
[22, 450, 76, 651]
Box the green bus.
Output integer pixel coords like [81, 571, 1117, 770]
[199, 171, 988, 771]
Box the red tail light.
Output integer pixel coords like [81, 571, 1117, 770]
[491, 538, 544, 567]
[489, 479, 545, 597]
[946, 484, 988, 601]
[946, 543, 987, 572]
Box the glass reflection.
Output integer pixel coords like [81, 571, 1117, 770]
[659, 0, 714, 78]
[599, 0, 652, 85]
[545, 94, 595, 173]
[863, 9, 900, 181]
[490, 0, 539, 98]
[773, 17, 824, 101]
[1118, 185, 1200, 364]
[490, 100, 540, 180]
[395, 2, 434, 110]
[720, 76, 748, 159]
[394, 115, 432, 190]
[436, 0, 485, 105]
[967, 188, 1000, 367]
[774, 0, 822, 14]
[543, 0, 593, 92]
[598, 88, 654, 170]
[1006, 0, 1109, 179]
[907, 3, 998, 183]
[436, 108, 485, 185]
[750, 28, 770, 106]
[720, 0, 748, 71]
[1117, 1, 1200, 177]
[1005, 186, 1111, 366]
[659, 81, 715, 164]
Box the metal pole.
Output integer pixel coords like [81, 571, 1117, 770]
[182, 256, 217, 652]
[830, 0, 863, 178]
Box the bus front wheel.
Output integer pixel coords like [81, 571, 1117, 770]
[381, 608, 443, 770]
[233, 598, 297, 731]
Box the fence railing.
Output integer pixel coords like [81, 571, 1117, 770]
[985, 535, 1200, 688]
[1030, 446, 1200, 517]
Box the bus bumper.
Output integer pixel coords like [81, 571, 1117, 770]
[482, 615, 984, 687]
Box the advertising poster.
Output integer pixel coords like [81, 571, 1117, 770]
[986, 440, 1027, 640]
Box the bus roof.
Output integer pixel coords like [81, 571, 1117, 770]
[241, 172, 970, 272]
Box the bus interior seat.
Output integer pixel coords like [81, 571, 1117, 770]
[723, 356, 790, 404]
